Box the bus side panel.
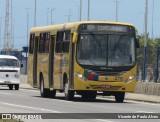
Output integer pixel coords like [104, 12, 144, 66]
[38, 54, 49, 89]
[28, 54, 34, 87]
[62, 54, 70, 89]
[54, 54, 61, 89]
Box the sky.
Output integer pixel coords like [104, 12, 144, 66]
[0, 0, 159, 50]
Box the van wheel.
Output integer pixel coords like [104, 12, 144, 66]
[15, 84, 19, 90]
[9, 85, 13, 90]
[64, 83, 74, 101]
[40, 76, 49, 98]
[115, 92, 125, 103]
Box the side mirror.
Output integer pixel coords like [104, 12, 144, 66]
[20, 64, 23, 68]
[73, 33, 78, 43]
[136, 37, 140, 48]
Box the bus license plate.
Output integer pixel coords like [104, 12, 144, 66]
[4, 81, 11, 84]
[101, 85, 111, 88]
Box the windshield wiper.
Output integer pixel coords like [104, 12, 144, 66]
[90, 32, 102, 48]
[90, 32, 103, 56]
[113, 35, 125, 52]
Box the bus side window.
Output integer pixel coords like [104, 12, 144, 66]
[44, 33, 50, 53]
[56, 32, 63, 53]
[56, 30, 71, 53]
[63, 30, 70, 53]
[29, 34, 35, 54]
[39, 32, 50, 53]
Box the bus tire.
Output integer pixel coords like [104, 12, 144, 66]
[9, 85, 13, 90]
[115, 92, 125, 103]
[40, 75, 49, 98]
[15, 84, 19, 90]
[64, 83, 74, 101]
[50, 90, 56, 98]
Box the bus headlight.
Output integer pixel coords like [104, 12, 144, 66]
[75, 72, 88, 81]
[125, 75, 135, 83]
[14, 73, 19, 79]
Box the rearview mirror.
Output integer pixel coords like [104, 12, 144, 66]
[73, 33, 78, 43]
[136, 37, 140, 48]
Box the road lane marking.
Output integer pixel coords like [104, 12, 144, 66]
[0, 102, 61, 113]
[20, 89, 39, 92]
[137, 111, 155, 113]
[130, 100, 160, 106]
[96, 119, 114, 122]
[0, 92, 12, 95]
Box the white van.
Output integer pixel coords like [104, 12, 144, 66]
[0, 55, 22, 90]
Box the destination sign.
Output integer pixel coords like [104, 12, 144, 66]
[78, 24, 134, 34]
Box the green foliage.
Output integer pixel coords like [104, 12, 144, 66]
[139, 34, 160, 48]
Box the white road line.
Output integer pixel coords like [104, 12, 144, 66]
[137, 111, 155, 113]
[96, 119, 114, 122]
[130, 100, 160, 106]
[0, 92, 12, 95]
[0, 102, 61, 113]
[20, 89, 39, 92]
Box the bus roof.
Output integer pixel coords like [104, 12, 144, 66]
[0, 55, 18, 60]
[30, 21, 135, 33]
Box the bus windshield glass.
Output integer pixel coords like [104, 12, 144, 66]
[0, 59, 20, 67]
[77, 34, 135, 67]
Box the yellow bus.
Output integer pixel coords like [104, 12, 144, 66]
[28, 21, 139, 102]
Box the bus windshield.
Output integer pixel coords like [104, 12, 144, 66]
[0, 59, 20, 67]
[77, 34, 135, 67]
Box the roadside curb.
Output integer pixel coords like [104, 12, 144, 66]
[19, 83, 37, 90]
[125, 93, 160, 104]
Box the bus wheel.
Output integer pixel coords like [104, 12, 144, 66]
[15, 84, 19, 90]
[50, 90, 56, 98]
[64, 83, 74, 101]
[40, 76, 49, 98]
[115, 92, 125, 103]
[9, 85, 13, 90]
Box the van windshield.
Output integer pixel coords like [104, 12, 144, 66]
[0, 59, 20, 67]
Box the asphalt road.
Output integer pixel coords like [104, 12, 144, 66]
[0, 86, 160, 122]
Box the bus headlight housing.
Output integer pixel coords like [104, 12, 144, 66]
[75, 72, 88, 81]
[125, 75, 135, 83]
[14, 72, 19, 79]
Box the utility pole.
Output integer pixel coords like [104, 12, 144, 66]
[11, 0, 13, 48]
[51, 8, 55, 25]
[34, 0, 37, 27]
[116, 0, 119, 22]
[143, 0, 148, 81]
[65, 8, 72, 22]
[152, 0, 154, 38]
[46, 8, 49, 25]
[25, 8, 30, 47]
[12, 18, 14, 49]
[0, 0, 1, 49]
[87, 0, 90, 21]
[80, 0, 82, 21]
[4, 0, 11, 50]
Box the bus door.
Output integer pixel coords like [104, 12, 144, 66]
[33, 37, 38, 86]
[49, 36, 55, 88]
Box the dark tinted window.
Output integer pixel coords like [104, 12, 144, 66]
[29, 34, 35, 54]
[39, 32, 50, 53]
[56, 30, 70, 53]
